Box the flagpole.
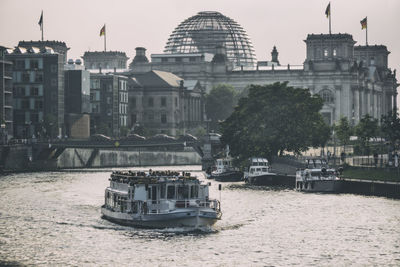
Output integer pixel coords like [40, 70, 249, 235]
[104, 24, 106, 52]
[365, 17, 368, 46]
[329, 2, 331, 34]
[41, 17, 44, 41]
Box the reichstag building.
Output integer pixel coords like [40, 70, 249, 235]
[90, 11, 399, 126]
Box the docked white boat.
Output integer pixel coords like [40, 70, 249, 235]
[296, 158, 342, 192]
[101, 170, 222, 228]
[243, 157, 279, 185]
[210, 157, 243, 182]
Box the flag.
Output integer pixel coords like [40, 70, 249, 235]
[38, 11, 43, 29]
[325, 3, 330, 18]
[360, 17, 367, 30]
[100, 25, 105, 36]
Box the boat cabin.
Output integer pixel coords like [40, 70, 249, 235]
[305, 158, 328, 169]
[248, 157, 270, 174]
[104, 171, 214, 215]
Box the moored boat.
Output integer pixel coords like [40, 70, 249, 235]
[244, 157, 281, 186]
[101, 170, 222, 228]
[210, 157, 243, 182]
[296, 158, 343, 192]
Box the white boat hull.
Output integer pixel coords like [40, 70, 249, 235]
[101, 206, 221, 228]
[296, 179, 343, 193]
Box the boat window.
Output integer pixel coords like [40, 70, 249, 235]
[256, 168, 261, 172]
[151, 186, 157, 201]
[160, 184, 166, 199]
[190, 185, 198, 198]
[177, 185, 189, 200]
[167, 185, 175, 199]
[250, 168, 254, 174]
[262, 168, 267, 172]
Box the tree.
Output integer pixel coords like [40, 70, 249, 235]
[354, 114, 379, 155]
[381, 109, 400, 150]
[220, 82, 330, 162]
[205, 84, 237, 131]
[335, 116, 353, 152]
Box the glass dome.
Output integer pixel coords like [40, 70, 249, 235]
[164, 11, 257, 67]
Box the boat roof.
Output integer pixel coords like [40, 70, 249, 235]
[110, 170, 199, 185]
[250, 157, 268, 163]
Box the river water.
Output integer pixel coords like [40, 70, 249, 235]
[0, 166, 399, 266]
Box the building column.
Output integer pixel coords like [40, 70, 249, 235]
[334, 87, 341, 123]
[353, 88, 360, 124]
[373, 91, 378, 118]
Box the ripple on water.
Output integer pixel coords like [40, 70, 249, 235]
[0, 170, 399, 266]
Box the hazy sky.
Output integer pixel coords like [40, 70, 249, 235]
[1, 0, 400, 72]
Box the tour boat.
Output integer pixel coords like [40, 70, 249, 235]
[243, 157, 280, 185]
[295, 158, 342, 192]
[101, 170, 222, 228]
[209, 157, 243, 182]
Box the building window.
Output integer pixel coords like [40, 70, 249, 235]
[30, 113, 39, 123]
[148, 112, 154, 121]
[189, 57, 196, 62]
[91, 79, 100, 89]
[175, 97, 178, 107]
[31, 87, 39, 96]
[132, 97, 136, 108]
[16, 60, 25, 69]
[161, 97, 166, 107]
[333, 48, 337, 57]
[161, 58, 168, 63]
[34, 100, 43, 109]
[370, 57, 375, 65]
[161, 114, 167, 124]
[131, 114, 137, 124]
[319, 89, 334, 104]
[21, 100, 29, 109]
[51, 64, 57, 73]
[22, 72, 30, 82]
[35, 73, 43, 82]
[148, 97, 154, 107]
[14, 87, 25, 97]
[176, 57, 182, 63]
[324, 49, 329, 58]
[31, 60, 39, 69]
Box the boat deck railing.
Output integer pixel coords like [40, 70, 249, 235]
[146, 199, 221, 214]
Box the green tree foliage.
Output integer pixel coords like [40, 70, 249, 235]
[220, 82, 330, 162]
[95, 122, 111, 136]
[205, 84, 237, 130]
[381, 109, 400, 149]
[119, 126, 129, 137]
[335, 116, 353, 151]
[354, 114, 379, 155]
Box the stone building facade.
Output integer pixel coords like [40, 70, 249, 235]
[0, 47, 13, 141]
[128, 70, 204, 136]
[89, 73, 129, 137]
[82, 51, 129, 70]
[129, 33, 398, 126]
[5, 45, 65, 138]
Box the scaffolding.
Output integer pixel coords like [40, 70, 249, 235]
[164, 11, 257, 68]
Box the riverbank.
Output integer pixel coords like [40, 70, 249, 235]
[342, 166, 400, 183]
